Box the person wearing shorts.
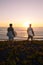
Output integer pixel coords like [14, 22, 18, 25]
[27, 24, 34, 41]
[7, 24, 16, 40]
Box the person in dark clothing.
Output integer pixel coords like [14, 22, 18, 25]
[27, 24, 34, 41]
[7, 24, 16, 40]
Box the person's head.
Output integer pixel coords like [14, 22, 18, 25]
[29, 24, 31, 28]
[9, 24, 12, 27]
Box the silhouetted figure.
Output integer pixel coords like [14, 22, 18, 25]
[7, 24, 16, 40]
[27, 24, 34, 41]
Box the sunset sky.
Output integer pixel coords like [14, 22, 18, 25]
[0, 0, 43, 27]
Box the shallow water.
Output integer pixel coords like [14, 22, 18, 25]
[0, 27, 43, 40]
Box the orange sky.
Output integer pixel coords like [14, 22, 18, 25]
[0, 21, 43, 27]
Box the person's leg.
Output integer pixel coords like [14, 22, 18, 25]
[9, 36, 13, 41]
[27, 36, 30, 41]
[9, 37, 11, 41]
[31, 36, 33, 42]
[10, 37, 14, 41]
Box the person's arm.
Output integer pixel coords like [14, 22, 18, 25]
[7, 28, 9, 32]
[12, 28, 14, 35]
[12, 28, 17, 37]
[7, 27, 10, 32]
[7, 28, 9, 36]
[32, 28, 35, 36]
[27, 28, 29, 33]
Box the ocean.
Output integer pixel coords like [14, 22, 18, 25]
[0, 27, 43, 40]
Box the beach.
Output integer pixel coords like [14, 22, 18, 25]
[0, 0, 43, 64]
[0, 40, 43, 65]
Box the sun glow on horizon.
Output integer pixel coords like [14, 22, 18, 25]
[0, 21, 43, 27]
[23, 21, 31, 28]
